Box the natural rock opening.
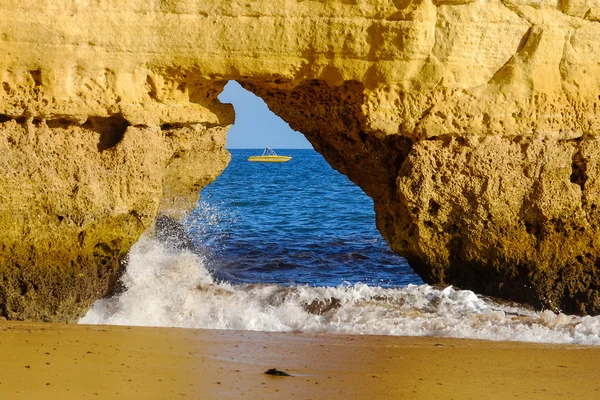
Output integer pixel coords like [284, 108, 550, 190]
[178, 80, 418, 289]
[3, 0, 600, 321]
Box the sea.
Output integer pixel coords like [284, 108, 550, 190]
[80, 149, 600, 345]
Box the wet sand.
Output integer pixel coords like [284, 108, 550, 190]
[0, 321, 599, 399]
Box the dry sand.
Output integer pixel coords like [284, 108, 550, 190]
[0, 321, 599, 399]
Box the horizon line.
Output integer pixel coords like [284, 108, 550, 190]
[226, 147, 314, 150]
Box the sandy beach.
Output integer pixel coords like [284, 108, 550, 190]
[0, 321, 598, 399]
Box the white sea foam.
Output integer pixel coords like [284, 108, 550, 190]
[79, 236, 600, 345]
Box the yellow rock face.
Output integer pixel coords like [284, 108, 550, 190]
[1, 0, 600, 319]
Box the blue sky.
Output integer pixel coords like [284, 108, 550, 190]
[218, 81, 313, 149]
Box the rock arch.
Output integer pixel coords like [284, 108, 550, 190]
[2, 0, 600, 320]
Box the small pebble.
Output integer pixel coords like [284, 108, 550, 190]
[265, 368, 292, 377]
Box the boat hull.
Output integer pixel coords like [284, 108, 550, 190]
[247, 156, 292, 162]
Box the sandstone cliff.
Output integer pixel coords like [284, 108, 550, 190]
[2, 0, 600, 320]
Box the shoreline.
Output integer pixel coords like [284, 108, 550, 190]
[1, 321, 599, 399]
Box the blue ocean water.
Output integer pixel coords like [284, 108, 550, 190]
[186, 149, 422, 288]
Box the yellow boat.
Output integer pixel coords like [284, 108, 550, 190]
[247, 147, 292, 163]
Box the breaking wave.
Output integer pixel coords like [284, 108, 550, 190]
[80, 236, 600, 345]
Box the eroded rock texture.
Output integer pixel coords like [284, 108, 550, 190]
[2, 0, 600, 319]
[0, 118, 229, 321]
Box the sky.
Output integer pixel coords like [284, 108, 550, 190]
[218, 81, 313, 149]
